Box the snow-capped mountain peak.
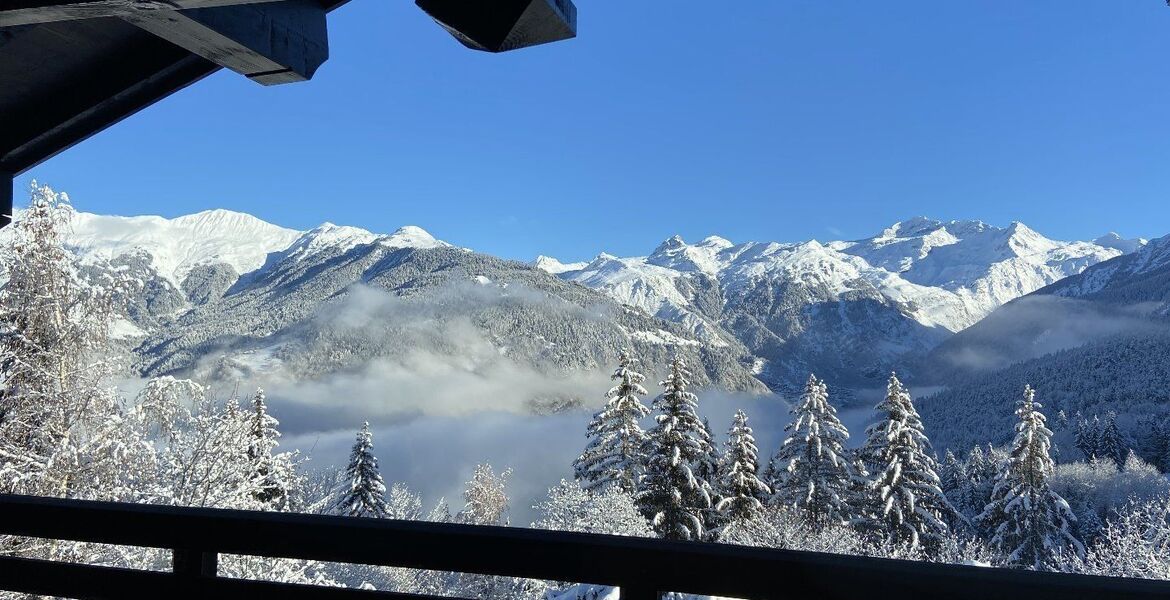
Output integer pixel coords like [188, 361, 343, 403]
[281, 222, 379, 260]
[64, 208, 301, 284]
[1093, 232, 1148, 254]
[647, 234, 727, 275]
[381, 225, 448, 249]
[532, 255, 588, 275]
[555, 217, 1138, 392]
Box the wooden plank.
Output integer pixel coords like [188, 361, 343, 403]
[0, 494, 1168, 600]
[1, 171, 11, 228]
[121, 0, 328, 85]
[0, 21, 219, 175]
[0, 555, 439, 600]
[0, 0, 286, 27]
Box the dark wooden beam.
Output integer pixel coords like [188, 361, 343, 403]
[1, 171, 12, 228]
[121, 0, 328, 85]
[415, 0, 576, 53]
[3, 494, 1170, 600]
[0, 20, 220, 176]
[0, 0, 287, 28]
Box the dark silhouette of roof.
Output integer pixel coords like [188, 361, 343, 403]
[0, 0, 576, 224]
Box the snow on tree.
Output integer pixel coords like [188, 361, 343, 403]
[1132, 414, 1170, 473]
[858, 373, 954, 551]
[1076, 416, 1101, 462]
[964, 445, 999, 522]
[1055, 410, 1070, 432]
[697, 416, 725, 536]
[715, 410, 771, 525]
[573, 352, 651, 494]
[1050, 453, 1170, 543]
[636, 355, 713, 541]
[697, 417, 722, 489]
[1070, 500, 1170, 581]
[246, 388, 299, 509]
[533, 480, 653, 537]
[452, 464, 543, 600]
[459, 463, 512, 527]
[977, 385, 1084, 569]
[769, 375, 854, 530]
[938, 450, 973, 530]
[1098, 412, 1127, 467]
[332, 422, 389, 518]
[0, 183, 135, 501]
[386, 482, 424, 521]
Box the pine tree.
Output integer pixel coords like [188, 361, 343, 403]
[697, 416, 725, 537]
[696, 417, 722, 490]
[1098, 412, 1127, 467]
[1055, 410, 1069, 432]
[1076, 416, 1101, 462]
[938, 450, 972, 530]
[332, 423, 389, 518]
[637, 356, 713, 541]
[769, 375, 855, 530]
[248, 388, 287, 508]
[858, 373, 954, 551]
[977, 385, 1083, 569]
[573, 352, 651, 494]
[715, 410, 771, 524]
[964, 445, 998, 526]
[1132, 415, 1170, 474]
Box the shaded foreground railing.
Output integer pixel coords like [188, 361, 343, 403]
[0, 495, 1168, 600]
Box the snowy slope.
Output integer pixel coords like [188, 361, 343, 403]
[65, 209, 303, 285]
[532, 256, 588, 274]
[540, 218, 1132, 394]
[2, 207, 765, 394]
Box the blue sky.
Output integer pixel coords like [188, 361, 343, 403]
[17, 1, 1170, 262]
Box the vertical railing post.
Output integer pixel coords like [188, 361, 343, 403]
[173, 548, 218, 599]
[619, 583, 659, 600]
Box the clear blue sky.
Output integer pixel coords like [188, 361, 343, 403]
[16, 1, 1170, 261]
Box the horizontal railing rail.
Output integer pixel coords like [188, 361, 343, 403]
[0, 494, 1167, 600]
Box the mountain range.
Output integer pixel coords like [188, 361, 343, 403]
[6, 207, 1157, 420]
[537, 217, 1142, 396]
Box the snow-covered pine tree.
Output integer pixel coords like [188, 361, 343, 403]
[858, 373, 954, 551]
[637, 356, 713, 541]
[1132, 414, 1170, 473]
[963, 446, 997, 527]
[1055, 410, 1070, 432]
[768, 375, 855, 530]
[1076, 416, 1101, 462]
[1075, 417, 1089, 459]
[247, 388, 292, 508]
[697, 417, 722, 488]
[977, 385, 1083, 569]
[939, 450, 973, 530]
[715, 410, 771, 525]
[333, 422, 389, 518]
[698, 416, 725, 537]
[573, 352, 651, 494]
[1098, 412, 1127, 467]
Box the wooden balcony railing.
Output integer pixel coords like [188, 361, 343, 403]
[0, 494, 1167, 600]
